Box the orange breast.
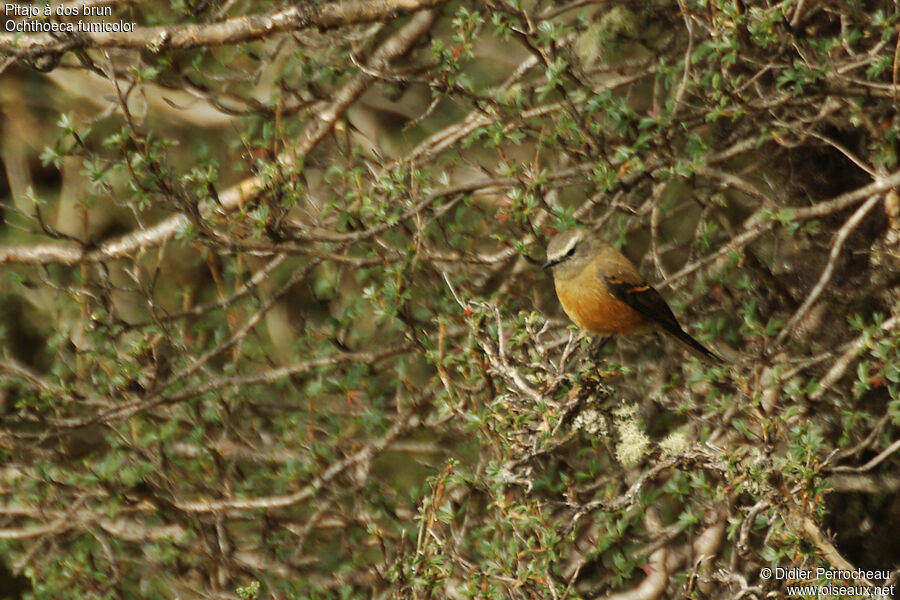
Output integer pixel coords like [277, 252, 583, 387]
[555, 271, 647, 335]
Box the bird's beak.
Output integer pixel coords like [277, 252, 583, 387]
[542, 258, 559, 270]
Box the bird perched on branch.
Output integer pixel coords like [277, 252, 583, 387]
[543, 227, 723, 363]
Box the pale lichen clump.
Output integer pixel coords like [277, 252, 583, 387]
[613, 404, 650, 466]
[573, 408, 607, 436]
[660, 431, 691, 458]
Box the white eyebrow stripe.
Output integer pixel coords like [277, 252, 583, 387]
[561, 233, 581, 256]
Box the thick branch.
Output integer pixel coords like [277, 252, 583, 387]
[0, 0, 447, 58]
[0, 8, 439, 266]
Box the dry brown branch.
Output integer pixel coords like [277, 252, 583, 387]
[829, 439, 900, 474]
[3, 1, 899, 596]
[47, 322, 409, 429]
[0, 8, 440, 266]
[779, 505, 875, 588]
[828, 472, 900, 494]
[659, 168, 900, 289]
[174, 408, 421, 513]
[810, 309, 900, 400]
[0, 0, 447, 58]
[773, 192, 884, 348]
[601, 548, 668, 600]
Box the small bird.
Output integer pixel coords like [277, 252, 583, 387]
[543, 227, 723, 363]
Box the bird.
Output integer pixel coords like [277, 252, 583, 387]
[543, 227, 723, 363]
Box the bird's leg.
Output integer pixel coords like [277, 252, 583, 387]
[589, 336, 612, 362]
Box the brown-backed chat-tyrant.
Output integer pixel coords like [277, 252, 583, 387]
[543, 228, 723, 363]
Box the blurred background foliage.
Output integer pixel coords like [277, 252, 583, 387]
[1, 0, 899, 598]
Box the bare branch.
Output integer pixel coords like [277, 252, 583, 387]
[0, 0, 448, 58]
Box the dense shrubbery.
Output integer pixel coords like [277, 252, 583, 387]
[1, 0, 899, 598]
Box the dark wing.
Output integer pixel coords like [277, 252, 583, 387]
[604, 276, 724, 363]
[603, 276, 682, 332]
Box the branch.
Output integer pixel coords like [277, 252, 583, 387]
[779, 504, 875, 588]
[658, 168, 900, 289]
[829, 439, 900, 474]
[810, 309, 900, 401]
[773, 192, 883, 348]
[0, 7, 440, 266]
[174, 408, 420, 513]
[0, 0, 447, 58]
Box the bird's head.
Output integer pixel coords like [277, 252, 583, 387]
[543, 227, 595, 275]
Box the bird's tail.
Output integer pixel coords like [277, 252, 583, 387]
[662, 324, 725, 364]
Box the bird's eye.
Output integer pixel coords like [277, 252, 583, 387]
[565, 244, 577, 258]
